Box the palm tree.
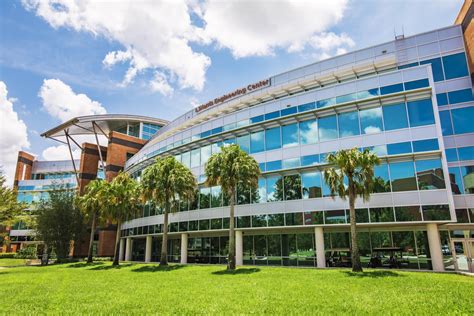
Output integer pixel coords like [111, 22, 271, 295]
[141, 156, 197, 266]
[205, 144, 260, 270]
[104, 172, 141, 266]
[78, 179, 107, 263]
[323, 148, 380, 272]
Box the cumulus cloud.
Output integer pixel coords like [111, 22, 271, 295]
[42, 145, 81, 161]
[38, 79, 106, 122]
[149, 72, 174, 96]
[0, 81, 30, 184]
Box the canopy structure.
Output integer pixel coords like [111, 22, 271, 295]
[41, 114, 168, 183]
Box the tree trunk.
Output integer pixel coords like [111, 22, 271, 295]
[160, 205, 169, 266]
[348, 178, 363, 272]
[87, 211, 97, 263]
[112, 219, 121, 266]
[228, 191, 236, 270]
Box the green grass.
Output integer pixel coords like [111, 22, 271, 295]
[1, 262, 473, 314]
[0, 258, 26, 267]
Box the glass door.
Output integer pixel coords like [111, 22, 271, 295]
[451, 239, 474, 273]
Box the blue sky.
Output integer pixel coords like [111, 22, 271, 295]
[0, 0, 464, 182]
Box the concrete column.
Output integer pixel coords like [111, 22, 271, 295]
[236, 230, 243, 266]
[426, 223, 444, 272]
[119, 238, 125, 261]
[125, 237, 132, 261]
[315, 227, 326, 268]
[145, 236, 152, 263]
[180, 233, 188, 264]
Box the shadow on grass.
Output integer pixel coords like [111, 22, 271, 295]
[66, 262, 106, 268]
[342, 270, 404, 278]
[89, 263, 135, 270]
[212, 268, 260, 275]
[132, 264, 186, 273]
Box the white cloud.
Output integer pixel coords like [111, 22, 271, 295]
[201, 0, 350, 58]
[149, 72, 174, 96]
[42, 145, 81, 161]
[38, 79, 106, 122]
[23, 0, 211, 94]
[0, 81, 30, 184]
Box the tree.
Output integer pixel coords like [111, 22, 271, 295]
[103, 172, 141, 266]
[78, 179, 108, 263]
[323, 148, 380, 272]
[0, 172, 27, 247]
[35, 189, 85, 262]
[141, 156, 197, 266]
[205, 144, 260, 270]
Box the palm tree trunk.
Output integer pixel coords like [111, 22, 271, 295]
[348, 179, 363, 272]
[228, 191, 236, 270]
[160, 205, 169, 266]
[112, 219, 121, 266]
[87, 211, 97, 263]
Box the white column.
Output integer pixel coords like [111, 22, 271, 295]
[180, 233, 188, 264]
[315, 227, 326, 268]
[236, 230, 243, 266]
[426, 223, 444, 272]
[119, 238, 125, 261]
[125, 237, 132, 261]
[145, 236, 152, 263]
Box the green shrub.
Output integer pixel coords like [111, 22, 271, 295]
[0, 253, 16, 258]
[15, 245, 37, 259]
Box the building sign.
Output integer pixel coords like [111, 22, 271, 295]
[195, 78, 271, 113]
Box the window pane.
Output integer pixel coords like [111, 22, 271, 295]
[318, 115, 338, 141]
[373, 163, 391, 193]
[317, 97, 336, 109]
[356, 208, 369, 223]
[455, 209, 470, 223]
[445, 148, 458, 162]
[267, 176, 283, 202]
[252, 178, 266, 204]
[266, 160, 282, 171]
[387, 141, 412, 155]
[383, 103, 408, 130]
[250, 131, 265, 153]
[415, 159, 445, 190]
[325, 210, 346, 224]
[191, 148, 200, 168]
[360, 107, 383, 134]
[436, 93, 448, 106]
[282, 123, 299, 148]
[283, 174, 302, 200]
[420, 57, 444, 81]
[448, 89, 474, 104]
[265, 127, 281, 150]
[439, 110, 453, 136]
[336, 93, 357, 104]
[237, 216, 251, 228]
[412, 139, 438, 152]
[452, 107, 474, 134]
[458, 146, 474, 161]
[395, 206, 422, 221]
[211, 218, 222, 230]
[390, 161, 417, 191]
[302, 172, 322, 198]
[304, 211, 324, 225]
[380, 83, 404, 95]
[338, 111, 360, 137]
[268, 213, 285, 227]
[404, 79, 429, 91]
[265, 110, 280, 120]
[422, 205, 451, 221]
[237, 182, 251, 205]
[460, 166, 474, 194]
[199, 187, 210, 209]
[281, 106, 297, 116]
[298, 102, 315, 112]
[370, 207, 394, 222]
[201, 145, 212, 165]
[301, 154, 319, 166]
[407, 99, 435, 127]
[211, 186, 222, 208]
[442, 52, 469, 80]
[449, 167, 464, 195]
[299, 119, 318, 144]
[285, 213, 303, 226]
[252, 215, 267, 228]
[282, 158, 300, 169]
[237, 134, 250, 153]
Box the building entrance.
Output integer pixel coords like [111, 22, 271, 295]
[451, 238, 474, 273]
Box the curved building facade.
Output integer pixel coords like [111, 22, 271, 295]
[119, 25, 474, 272]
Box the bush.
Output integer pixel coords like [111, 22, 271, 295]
[0, 253, 15, 258]
[15, 245, 37, 259]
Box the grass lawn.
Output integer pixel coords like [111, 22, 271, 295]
[0, 258, 26, 267]
[1, 262, 473, 314]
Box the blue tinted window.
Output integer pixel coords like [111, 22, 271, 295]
[436, 93, 448, 106]
[448, 167, 464, 194]
[282, 158, 300, 169]
[265, 127, 281, 150]
[237, 134, 250, 153]
[404, 79, 429, 91]
[387, 142, 412, 155]
[458, 146, 474, 161]
[382, 103, 408, 130]
[442, 53, 469, 80]
[452, 107, 474, 134]
[318, 115, 338, 141]
[338, 111, 360, 137]
[317, 97, 336, 109]
[259, 163, 266, 172]
[415, 159, 445, 190]
[380, 83, 404, 95]
[281, 106, 297, 116]
[448, 89, 474, 104]
[223, 138, 236, 145]
[250, 115, 264, 124]
[412, 139, 439, 152]
[250, 131, 265, 153]
[373, 163, 391, 193]
[445, 148, 458, 162]
[336, 93, 357, 104]
[420, 58, 444, 81]
[211, 127, 223, 134]
[266, 175, 282, 202]
[389, 161, 417, 192]
[357, 88, 379, 100]
[299, 119, 318, 144]
[301, 172, 322, 199]
[360, 107, 383, 134]
[282, 123, 299, 148]
[320, 152, 335, 163]
[301, 154, 319, 166]
[439, 110, 453, 136]
[298, 102, 315, 112]
[460, 166, 474, 194]
[201, 130, 211, 138]
[407, 99, 435, 127]
[265, 111, 280, 120]
[398, 62, 419, 69]
[266, 160, 282, 172]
